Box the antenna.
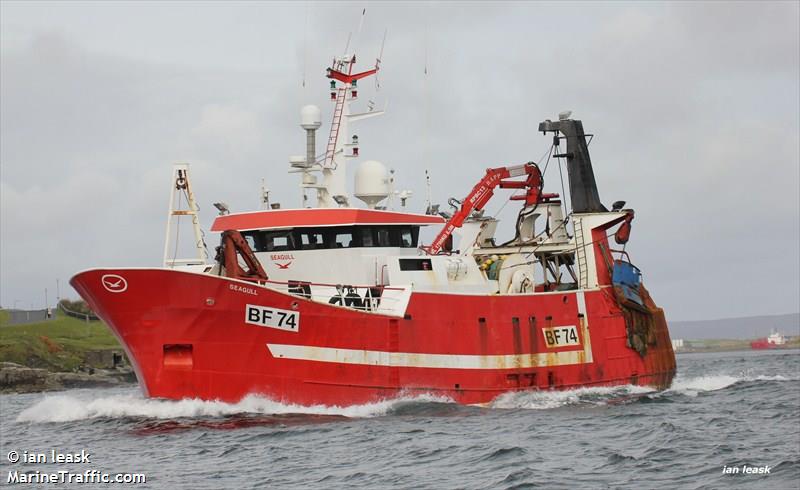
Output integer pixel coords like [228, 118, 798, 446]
[343, 32, 352, 58]
[353, 8, 366, 53]
[301, 3, 309, 89]
[345, 8, 368, 62]
[357, 8, 366, 33]
[260, 179, 271, 209]
[422, 21, 430, 202]
[375, 29, 387, 90]
[377, 28, 387, 65]
[388, 169, 395, 209]
[423, 16, 427, 75]
[425, 169, 432, 212]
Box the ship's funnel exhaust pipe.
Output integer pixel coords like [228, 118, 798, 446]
[538, 117, 607, 213]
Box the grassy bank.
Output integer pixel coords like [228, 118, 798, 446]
[0, 310, 121, 372]
[678, 337, 800, 353]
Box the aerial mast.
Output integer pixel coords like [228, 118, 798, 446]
[290, 41, 385, 208]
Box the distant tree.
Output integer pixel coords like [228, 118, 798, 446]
[58, 299, 95, 315]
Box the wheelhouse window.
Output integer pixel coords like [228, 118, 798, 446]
[241, 230, 296, 252]
[299, 231, 323, 250]
[270, 232, 293, 251]
[332, 231, 354, 248]
[351, 226, 419, 248]
[400, 228, 413, 248]
[243, 234, 257, 251]
[376, 228, 391, 247]
[241, 225, 420, 252]
[360, 228, 374, 247]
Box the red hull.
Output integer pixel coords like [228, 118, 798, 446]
[750, 340, 777, 349]
[71, 268, 676, 406]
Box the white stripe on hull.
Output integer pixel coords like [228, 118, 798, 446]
[267, 322, 593, 369]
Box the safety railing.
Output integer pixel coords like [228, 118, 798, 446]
[261, 279, 408, 315]
[58, 302, 99, 322]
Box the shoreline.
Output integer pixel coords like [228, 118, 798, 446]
[0, 362, 137, 395]
[675, 341, 799, 355]
[1, 309, 135, 394]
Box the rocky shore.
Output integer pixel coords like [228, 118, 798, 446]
[0, 362, 137, 394]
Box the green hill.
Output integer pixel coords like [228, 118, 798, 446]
[0, 310, 121, 372]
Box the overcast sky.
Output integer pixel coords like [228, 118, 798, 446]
[1, 1, 798, 321]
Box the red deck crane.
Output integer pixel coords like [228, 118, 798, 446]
[426, 162, 544, 255]
[216, 230, 269, 283]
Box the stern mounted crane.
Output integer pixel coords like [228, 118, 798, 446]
[426, 162, 543, 255]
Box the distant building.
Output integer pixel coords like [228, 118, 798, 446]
[672, 339, 685, 351]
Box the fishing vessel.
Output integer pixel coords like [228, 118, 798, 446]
[71, 48, 676, 406]
[750, 330, 787, 349]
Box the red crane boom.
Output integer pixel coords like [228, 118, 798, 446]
[216, 230, 268, 282]
[426, 162, 543, 255]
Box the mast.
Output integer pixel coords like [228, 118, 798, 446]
[163, 163, 208, 267]
[321, 55, 380, 207]
[538, 116, 607, 214]
[290, 53, 384, 208]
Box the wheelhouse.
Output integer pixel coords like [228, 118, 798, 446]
[209, 208, 445, 293]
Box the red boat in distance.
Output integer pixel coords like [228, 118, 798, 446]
[751, 330, 788, 349]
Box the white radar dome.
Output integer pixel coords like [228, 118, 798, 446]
[354, 160, 390, 209]
[300, 105, 322, 130]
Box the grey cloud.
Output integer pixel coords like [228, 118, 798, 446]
[1, 2, 797, 320]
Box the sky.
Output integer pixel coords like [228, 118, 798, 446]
[1, 1, 798, 321]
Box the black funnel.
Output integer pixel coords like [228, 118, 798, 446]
[538, 118, 606, 213]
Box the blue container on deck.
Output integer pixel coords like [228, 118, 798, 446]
[612, 260, 644, 306]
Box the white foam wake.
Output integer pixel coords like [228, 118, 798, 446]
[489, 371, 797, 408]
[490, 384, 655, 410]
[15, 373, 795, 422]
[667, 375, 740, 396]
[15, 392, 452, 424]
[666, 372, 796, 397]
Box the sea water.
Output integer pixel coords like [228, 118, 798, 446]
[1, 349, 798, 489]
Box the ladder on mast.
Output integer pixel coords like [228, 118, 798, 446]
[573, 217, 590, 289]
[324, 87, 348, 167]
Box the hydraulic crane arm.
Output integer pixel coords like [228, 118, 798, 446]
[215, 230, 268, 282]
[426, 162, 543, 255]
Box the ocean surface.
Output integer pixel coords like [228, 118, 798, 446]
[1, 349, 798, 489]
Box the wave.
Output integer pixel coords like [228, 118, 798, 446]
[666, 372, 797, 397]
[15, 385, 659, 422]
[666, 375, 740, 396]
[15, 392, 453, 424]
[489, 371, 796, 408]
[490, 384, 655, 410]
[16, 371, 796, 423]
[748, 374, 795, 381]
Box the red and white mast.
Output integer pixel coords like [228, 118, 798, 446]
[291, 52, 384, 208]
